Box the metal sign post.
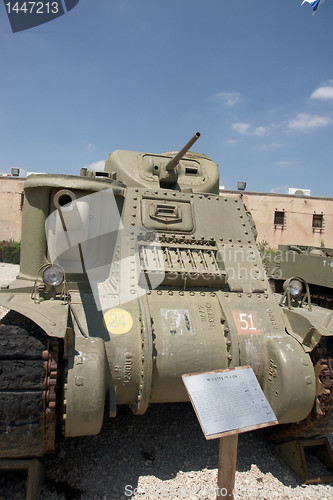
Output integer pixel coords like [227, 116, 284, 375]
[182, 366, 278, 500]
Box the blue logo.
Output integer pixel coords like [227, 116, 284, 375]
[3, 1, 80, 33]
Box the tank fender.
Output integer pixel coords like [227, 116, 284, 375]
[264, 335, 315, 423]
[0, 292, 69, 338]
[281, 305, 333, 350]
[65, 336, 109, 437]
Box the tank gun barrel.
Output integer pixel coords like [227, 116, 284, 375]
[165, 132, 201, 171]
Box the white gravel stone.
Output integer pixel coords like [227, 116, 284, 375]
[0, 263, 19, 319]
[0, 262, 19, 285]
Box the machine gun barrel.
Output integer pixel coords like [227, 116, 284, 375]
[165, 132, 201, 171]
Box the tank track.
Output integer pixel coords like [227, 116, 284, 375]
[0, 311, 59, 458]
[268, 278, 333, 310]
[266, 340, 333, 442]
[310, 294, 333, 310]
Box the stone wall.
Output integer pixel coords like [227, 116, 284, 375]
[0, 177, 25, 242]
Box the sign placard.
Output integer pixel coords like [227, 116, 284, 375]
[182, 366, 278, 440]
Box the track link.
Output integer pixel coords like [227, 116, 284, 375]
[266, 339, 333, 442]
[0, 311, 59, 458]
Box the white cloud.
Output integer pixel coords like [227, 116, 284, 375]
[274, 160, 298, 167]
[216, 91, 240, 106]
[259, 142, 280, 150]
[232, 122, 270, 136]
[288, 113, 333, 131]
[227, 139, 237, 145]
[270, 185, 289, 194]
[83, 160, 105, 171]
[253, 126, 270, 136]
[311, 81, 333, 100]
[232, 122, 251, 134]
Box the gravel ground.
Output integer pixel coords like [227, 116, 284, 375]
[0, 263, 20, 286]
[0, 263, 20, 320]
[0, 263, 333, 499]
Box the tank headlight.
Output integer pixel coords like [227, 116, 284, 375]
[288, 278, 303, 297]
[43, 265, 65, 288]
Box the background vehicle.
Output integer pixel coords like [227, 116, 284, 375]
[264, 244, 333, 309]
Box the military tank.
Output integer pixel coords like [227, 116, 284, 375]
[265, 244, 333, 309]
[0, 133, 332, 459]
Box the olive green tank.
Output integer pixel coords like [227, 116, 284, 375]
[0, 134, 332, 458]
[265, 244, 333, 309]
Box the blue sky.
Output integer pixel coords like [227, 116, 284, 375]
[0, 0, 332, 196]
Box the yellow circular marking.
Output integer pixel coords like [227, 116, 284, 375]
[103, 308, 133, 335]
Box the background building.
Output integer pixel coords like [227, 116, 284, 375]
[0, 178, 332, 249]
[0, 177, 25, 242]
[223, 190, 333, 249]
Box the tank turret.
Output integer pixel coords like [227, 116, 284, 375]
[103, 132, 220, 194]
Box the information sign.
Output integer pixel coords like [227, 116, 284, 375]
[182, 366, 278, 439]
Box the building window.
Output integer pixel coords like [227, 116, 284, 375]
[274, 210, 285, 228]
[312, 213, 324, 232]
